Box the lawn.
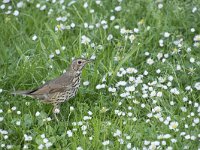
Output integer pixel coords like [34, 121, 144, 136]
[0, 0, 200, 149]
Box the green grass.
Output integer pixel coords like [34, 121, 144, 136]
[0, 0, 200, 149]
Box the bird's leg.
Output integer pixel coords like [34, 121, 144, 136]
[54, 113, 59, 122]
[53, 103, 60, 122]
[66, 111, 72, 127]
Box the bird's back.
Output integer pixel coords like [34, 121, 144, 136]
[30, 70, 75, 95]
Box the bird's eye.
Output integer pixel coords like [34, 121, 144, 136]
[78, 61, 82, 64]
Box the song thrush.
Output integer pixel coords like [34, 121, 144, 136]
[12, 58, 91, 117]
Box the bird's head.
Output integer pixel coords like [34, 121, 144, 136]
[70, 58, 91, 71]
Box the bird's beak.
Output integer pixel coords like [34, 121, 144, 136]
[86, 59, 93, 63]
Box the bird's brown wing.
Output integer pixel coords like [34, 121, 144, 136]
[29, 83, 68, 95]
[29, 71, 74, 95]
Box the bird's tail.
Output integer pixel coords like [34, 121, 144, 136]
[11, 90, 33, 96]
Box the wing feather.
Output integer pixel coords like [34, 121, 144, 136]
[29, 71, 74, 95]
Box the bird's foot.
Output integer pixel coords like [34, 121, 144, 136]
[53, 113, 59, 122]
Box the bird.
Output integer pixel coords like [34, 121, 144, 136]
[12, 58, 91, 119]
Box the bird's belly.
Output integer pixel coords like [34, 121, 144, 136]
[68, 76, 81, 99]
[45, 77, 81, 104]
[55, 87, 80, 103]
[57, 91, 70, 103]
[69, 87, 79, 98]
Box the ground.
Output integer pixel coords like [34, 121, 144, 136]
[0, 0, 200, 149]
